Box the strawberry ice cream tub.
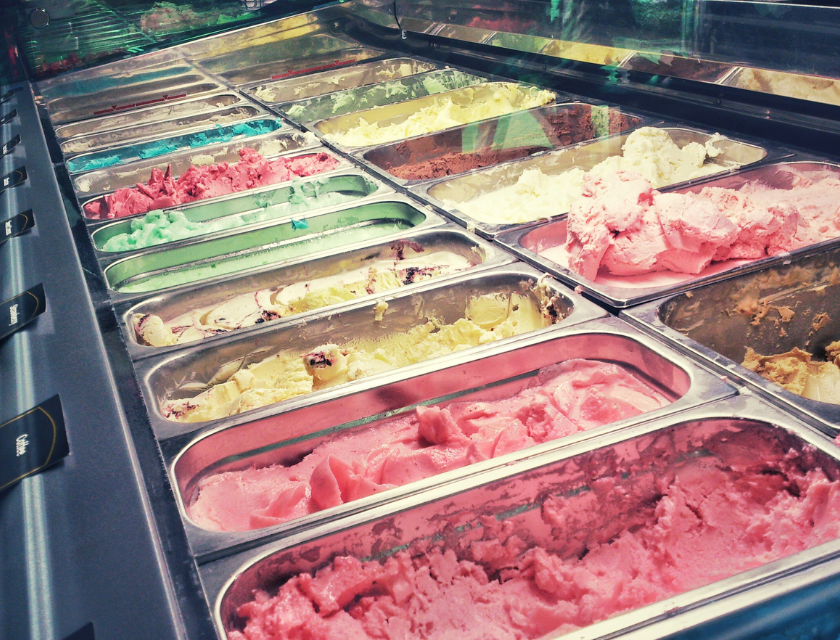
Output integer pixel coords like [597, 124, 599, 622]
[497, 160, 840, 309]
[165, 316, 734, 560]
[78, 146, 345, 222]
[202, 394, 840, 640]
[74, 130, 321, 203]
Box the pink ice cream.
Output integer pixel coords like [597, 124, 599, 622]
[228, 442, 840, 639]
[188, 359, 670, 531]
[83, 149, 341, 220]
[565, 168, 840, 280]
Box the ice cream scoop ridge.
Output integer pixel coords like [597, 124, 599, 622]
[161, 290, 558, 423]
[132, 248, 475, 347]
[83, 148, 340, 219]
[228, 447, 840, 639]
[188, 359, 670, 531]
[565, 167, 840, 280]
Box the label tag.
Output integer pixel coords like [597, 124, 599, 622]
[0, 166, 26, 195]
[0, 89, 17, 105]
[0, 208, 34, 246]
[0, 108, 17, 125]
[0, 282, 45, 341]
[0, 133, 20, 158]
[0, 395, 68, 492]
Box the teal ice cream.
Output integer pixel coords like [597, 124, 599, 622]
[100, 178, 372, 252]
[282, 70, 485, 122]
[66, 119, 281, 173]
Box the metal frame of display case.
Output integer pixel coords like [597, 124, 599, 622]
[4, 1, 840, 639]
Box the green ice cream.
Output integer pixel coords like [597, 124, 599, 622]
[111, 211, 419, 294]
[66, 119, 281, 173]
[283, 70, 485, 123]
[100, 177, 374, 252]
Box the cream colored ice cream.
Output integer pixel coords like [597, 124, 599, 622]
[161, 291, 554, 422]
[323, 83, 556, 147]
[743, 341, 840, 404]
[133, 249, 474, 347]
[734, 68, 840, 107]
[451, 127, 732, 225]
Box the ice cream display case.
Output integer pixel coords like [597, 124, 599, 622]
[5, 0, 840, 639]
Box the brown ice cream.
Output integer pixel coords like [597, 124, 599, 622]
[389, 146, 545, 180]
[742, 340, 840, 402]
[370, 104, 640, 182]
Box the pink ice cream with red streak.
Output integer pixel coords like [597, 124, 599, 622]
[188, 359, 670, 532]
[565, 167, 840, 281]
[83, 149, 340, 220]
[228, 433, 840, 640]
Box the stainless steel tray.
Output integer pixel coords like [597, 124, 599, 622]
[54, 92, 258, 145]
[39, 62, 195, 104]
[118, 225, 511, 359]
[359, 102, 651, 188]
[622, 238, 840, 436]
[202, 394, 840, 640]
[73, 129, 321, 201]
[209, 46, 386, 87]
[35, 49, 185, 97]
[135, 264, 607, 439]
[417, 125, 772, 239]
[619, 54, 736, 84]
[311, 81, 560, 151]
[498, 159, 834, 309]
[722, 67, 840, 106]
[167, 315, 735, 560]
[45, 73, 224, 126]
[90, 170, 389, 252]
[243, 57, 439, 106]
[195, 32, 364, 76]
[277, 68, 487, 126]
[102, 193, 445, 303]
[65, 118, 288, 174]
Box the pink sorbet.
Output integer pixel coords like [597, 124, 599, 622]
[228, 453, 840, 639]
[565, 168, 840, 280]
[187, 359, 670, 531]
[83, 148, 340, 219]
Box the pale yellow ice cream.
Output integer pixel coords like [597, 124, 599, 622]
[323, 83, 555, 148]
[161, 291, 554, 422]
[450, 127, 732, 225]
[541, 40, 634, 66]
[134, 250, 474, 347]
[734, 69, 840, 107]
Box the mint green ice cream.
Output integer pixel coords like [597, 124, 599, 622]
[283, 70, 485, 123]
[109, 206, 421, 293]
[100, 178, 371, 252]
